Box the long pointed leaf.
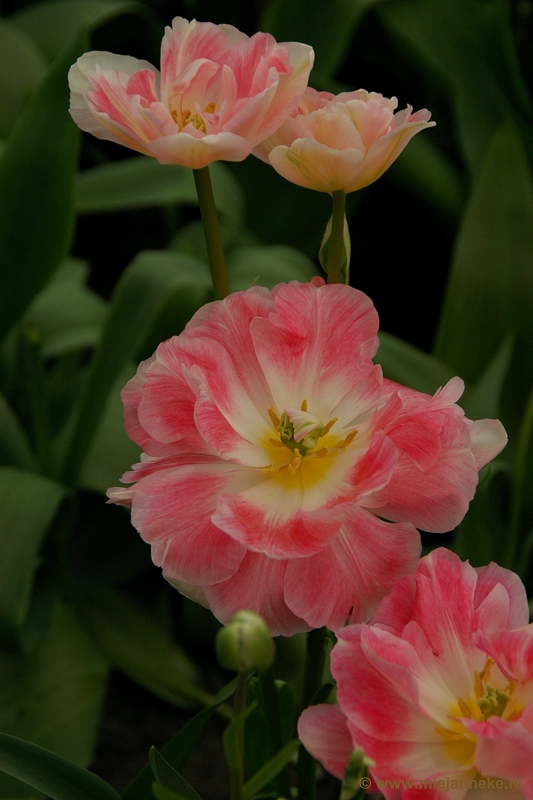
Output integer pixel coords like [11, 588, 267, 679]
[0, 26, 86, 342]
[0, 733, 121, 800]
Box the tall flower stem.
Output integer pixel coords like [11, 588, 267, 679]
[193, 166, 231, 300]
[327, 190, 347, 285]
[297, 627, 330, 800]
[258, 668, 292, 799]
[228, 670, 250, 800]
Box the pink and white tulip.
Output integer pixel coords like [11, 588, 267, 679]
[299, 548, 532, 798]
[107, 281, 506, 636]
[254, 87, 435, 193]
[68, 17, 313, 169]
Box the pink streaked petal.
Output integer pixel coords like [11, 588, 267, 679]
[468, 715, 533, 780]
[184, 288, 274, 408]
[371, 573, 417, 633]
[164, 58, 220, 115]
[473, 626, 533, 683]
[473, 583, 513, 638]
[137, 367, 203, 447]
[349, 430, 398, 503]
[107, 485, 134, 507]
[385, 416, 443, 473]
[164, 575, 209, 608]
[251, 281, 379, 419]
[297, 704, 353, 780]
[470, 418, 508, 469]
[344, 118, 436, 193]
[267, 139, 365, 193]
[330, 365, 383, 429]
[147, 130, 252, 167]
[126, 68, 159, 102]
[203, 551, 311, 636]
[194, 395, 269, 466]
[284, 507, 420, 629]
[345, 96, 396, 149]
[129, 461, 254, 584]
[213, 484, 342, 559]
[223, 81, 280, 142]
[474, 561, 529, 629]
[160, 17, 232, 99]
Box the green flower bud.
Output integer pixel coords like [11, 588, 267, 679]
[215, 610, 275, 673]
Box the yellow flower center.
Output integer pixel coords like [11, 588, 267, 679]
[261, 400, 358, 487]
[435, 657, 522, 772]
[171, 102, 216, 132]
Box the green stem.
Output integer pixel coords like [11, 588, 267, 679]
[506, 384, 533, 573]
[327, 190, 347, 285]
[297, 627, 330, 800]
[193, 166, 231, 300]
[229, 670, 249, 800]
[23, 324, 53, 475]
[258, 668, 292, 799]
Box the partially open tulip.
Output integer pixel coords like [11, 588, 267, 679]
[299, 548, 530, 798]
[107, 280, 506, 637]
[254, 87, 434, 194]
[68, 17, 314, 169]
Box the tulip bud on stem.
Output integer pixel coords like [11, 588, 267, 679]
[193, 166, 231, 300]
[322, 190, 350, 285]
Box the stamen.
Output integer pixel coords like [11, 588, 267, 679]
[263, 464, 282, 476]
[458, 698, 472, 718]
[288, 449, 302, 475]
[315, 447, 329, 458]
[321, 417, 338, 437]
[337, 429, 358, 450]
[300, 399, 308, 411]
[435, 727, 463, 741]
[268, 407, 281, 427]
[204, 102, 215, 113]
[269, 437, 284, 448]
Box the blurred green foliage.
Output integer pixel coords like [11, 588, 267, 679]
[0, 0, 532, 796]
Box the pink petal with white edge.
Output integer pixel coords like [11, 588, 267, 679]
[466, 710, 533, 780]
[147, 130, 252, 167]
[474, 626, 533, 683]
[251, 281, 379, 419]
[129, 461, 255, 585]
[298, 704, 353, 780]
[474, 560, 529, 629]
[470, 418, 507, 468]
[203, 551, 311, 636]
[284, 506, 420, 629]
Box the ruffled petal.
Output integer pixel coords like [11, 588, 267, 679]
[298, 704, 353, 780]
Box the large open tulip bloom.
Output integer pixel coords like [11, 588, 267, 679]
[68, 17, 313, 169]
[107, 280, 506, 636]
[299, 548, 531, 798]
[254, 87, 434, 193]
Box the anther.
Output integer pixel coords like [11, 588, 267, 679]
[320, 417, 338, 437]
[268, 407, 281, 428]
[263, 465, 282, 476]
[315, 447, 329, 458]
[204, 102, 215, 113]
[457, 698, 472, 718]
[288, 449, 302, 475]
[337, 429, 358, 449]
[300, 399, 308, 412]
[269, 437, 284, 448]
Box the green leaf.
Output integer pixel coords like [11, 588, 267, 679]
[375, 332, 455, 395]
[227, 245, 317, 291]
[0, 732, 120, 800]
[378, 0, 533, 170]
[434, 121, 533, 432]
[79, 589, 208, 709]
[461, 336, 513, 420]
[24, 260, 107, 359]
[149, 749, 203, 800]
[0, 468, 67, 651]
[76, 158, 244, 228]
[151, 785, 197, 800]
[58, 250, 211, 486]
[243, 740, 300, 800]
[79, 365, 141, 495]
[261, 0, 385, 76]
[0, 394, 35, 470]
[12, 0, 151, 62]
[0, 26, 86, 343]
[122, 678, 237, 800]
[0, 603, 109, 797]
[0, 19, 47, 139]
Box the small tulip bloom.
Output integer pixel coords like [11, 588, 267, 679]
[254, 87, 434, 194]
[68, 17, 314, 169]
[299, 548, 532, 798]
[107, 280, 506, 637]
